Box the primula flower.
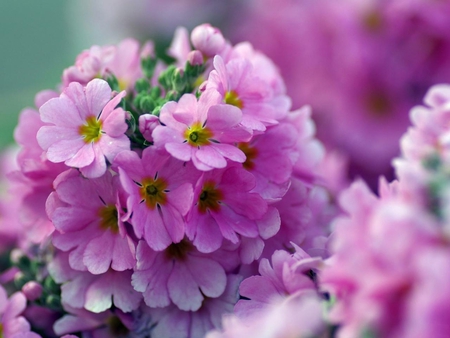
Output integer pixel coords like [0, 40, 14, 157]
[149, 274, 242, 338]
[49, 252, 141, 314]
[208, 290, 325, 338]
[235, 245, 321, 318]
[205, 55, 289, 132]
[132, 239, 229, 311]
[186, 166, 269, 253]
[62, 38, 151, 91]
[237, 121, 298, 200]
[0, 286, 41, 338]
[191, 24, 227, 58]
[152, 92, 252, 171]
[321, 180, 443, 338]
[48, 169, 135, 274]
[37, 79, 130, 178]
[114, 147, 197, 251]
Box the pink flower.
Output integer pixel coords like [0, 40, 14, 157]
[235, 245, 321, 318]
[114, 147, 197, 251]
[236, 121, 299, 201]
[205, 55, 290, 131]
[153, 92, 252, 171]
[321, 180, 443, 338]
[49, 169, 136, 274]
[191, 24, 226, 58]
[62, 39, 150, 91]
[49, 251, 141, 314]
[208, 290, 325, 338]
[37, 79, 130, 178]
[149, 274, 242, 338]
[132, 239, 230, 311]
[62, 45, 115, 88]
[138, 114, 160, 143]
[0, 286, 40, 338]
[186, 166, 268, 253]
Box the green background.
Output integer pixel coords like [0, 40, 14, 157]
[0, 1, 73, 150]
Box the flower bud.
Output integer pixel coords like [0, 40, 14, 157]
[22, 281, 43, 301]
[187, 50, 204, 66]
[191, 24, 226, 57]
[139, 114, 160, 142]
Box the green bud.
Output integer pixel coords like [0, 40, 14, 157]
[14, 272, 29, 289]
[16, 254, 31, 271]
[150, 86, 161, 99]
[105, 74, 120, 92]
[135, 78, 151, 93]
[140, 96, 156, 113]
[43, 276, 59, 293]
[165, 90, 179, 102]
[159, 65, 176, 90]
[152, 106, 162, 116]
[172, 69, 186, 92]
[45, 294, 62, 310]
[141, 57, 157, 79]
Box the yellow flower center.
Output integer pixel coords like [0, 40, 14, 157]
[98, 205, 119, 234]
[184, 122, 213, 147]
[225, 90, 243, 109]
[0, 323, 3, 338]
[118, 78, 129, 92]
[238, 143, 258, 170]
[198, 181, 222, 213]
[79, 116, 103, 143]
[140, 177, 168, 209]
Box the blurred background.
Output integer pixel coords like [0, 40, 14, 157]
[0, 1, 72, 149]
[2, 0, 450, 189]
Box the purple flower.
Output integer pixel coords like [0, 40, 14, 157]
[186, 166, 268, 253]
[132, 239, 228, 311]
[37, 79, 130, 178]
[114, 147, 196, 251]
[153, 92, 252, 171]
[49, 169, 136, 274]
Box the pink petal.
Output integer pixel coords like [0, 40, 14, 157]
[213, 143, 246, 163]
[52, 207, 96, 233]
[189, 211, 222, 253]
[186, 256, 226, 298]
[79, 145, 107, 178]
[100, 90, 126, 121]
[3, 292, 26, 320]
[167, 182, 194, 216]
[46, 139, 87, 164]
[165, 142, 192, 162]
[84, 276, 112, 313]
[83, 231, 114, 274]
[65, 143, 96, 168]
[195, 146, 227, 169]
[85, 79, 112, 118]
[109, 271, 141, 313]
[39, 95, 82, 127]
[207, 104, 242, 130]
[37, 126, 81, 152]
[168, 263, 203, 311]
[111, 235, 136, 272]
[54, 314, 102, 336]
[102, 108, 128, 137]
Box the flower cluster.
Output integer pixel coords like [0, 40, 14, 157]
[0, 24, 330, 337]
[320, 84, 450, 338]
[232, 0, 450, 188]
